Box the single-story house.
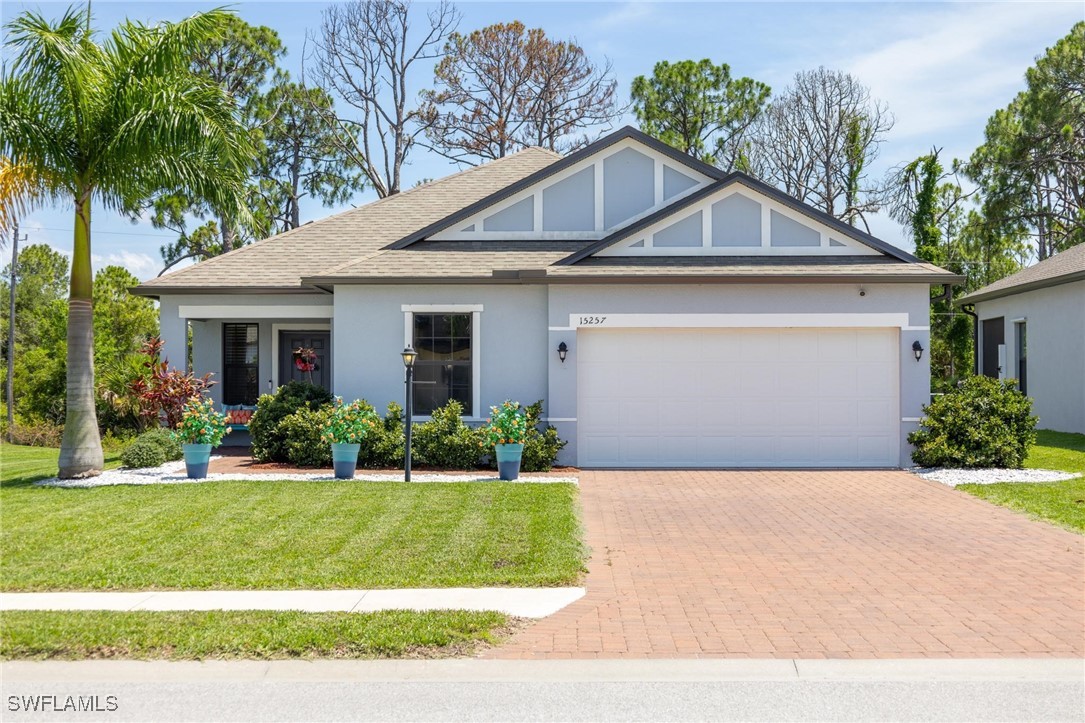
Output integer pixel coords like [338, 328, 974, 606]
[132, 126, 959, 468]
[959, 243, 1085, 434]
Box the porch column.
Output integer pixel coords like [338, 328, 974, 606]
[157, 297, 189, 373]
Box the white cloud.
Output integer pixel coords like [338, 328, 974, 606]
[844, 2, 1079, 145]
[92, 250, 161, 281]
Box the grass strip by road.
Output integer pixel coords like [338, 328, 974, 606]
[1, 444, 586, 591]
[0, 609, 511, 660]
[958, 430, 1085, 533]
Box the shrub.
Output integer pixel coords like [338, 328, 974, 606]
[909, 376, 1038, 469]
[360, 402, 405, 468]
[120, 427, 183, 468]
[121, 439, 167, 469]
[128, 337, 214, 429]
[520, 400, 567, 472]
[250, 381, 335, 462]
[0, 410, 63, 447]
[412, 400, 483, 469]
[279, 405, 334, 468]
[321, 398, 381, 445]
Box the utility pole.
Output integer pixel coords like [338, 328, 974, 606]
[6, 221, 23, 442]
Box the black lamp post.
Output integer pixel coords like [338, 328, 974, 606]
[401, 346, 417, 481]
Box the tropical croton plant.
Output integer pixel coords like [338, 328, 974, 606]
[321, 398, 380, 445]
[173, 396, 232, 446]
[481, 401, 529, 448]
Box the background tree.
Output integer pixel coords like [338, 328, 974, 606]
[421, 21, 620, 164]
[309, 0, 459, 196]
[256, 79, 364, 232]
[148, 16, 284, 270]
[1, 7, 254, 476]
[964, 22, 1084, 260]
[750, 67, 893, 229]
[630, 59, 770, 170]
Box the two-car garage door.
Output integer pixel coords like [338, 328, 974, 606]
[577, 327, 899, 468]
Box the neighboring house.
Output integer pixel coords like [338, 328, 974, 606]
[959, 244, 1085, 435]
[132, 127, 958, 468]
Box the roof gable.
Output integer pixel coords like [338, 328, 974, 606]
[558, 173, 920, 265]
[386, 126, 723, 249]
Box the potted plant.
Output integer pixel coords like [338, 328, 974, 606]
[482, 401, 529, 481]
[321, 398, 379, 479]
[173, 396, 231, 479]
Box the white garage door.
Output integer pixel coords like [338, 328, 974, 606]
[577, 327, 899, 468]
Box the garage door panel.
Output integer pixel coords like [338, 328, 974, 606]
[578, 327, 898, 468]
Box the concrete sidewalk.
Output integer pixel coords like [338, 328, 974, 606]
[0, 587, 586, 618]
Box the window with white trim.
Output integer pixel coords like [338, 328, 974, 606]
[412, 313, 473, 415]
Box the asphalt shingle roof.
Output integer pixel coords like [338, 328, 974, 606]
[959, 244, 1085, 304]
[133, 147, 561, 294]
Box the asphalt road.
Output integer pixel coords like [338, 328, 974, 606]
[3, 659, 1082, 722]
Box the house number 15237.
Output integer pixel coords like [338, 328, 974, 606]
[578, 316, 608, 325]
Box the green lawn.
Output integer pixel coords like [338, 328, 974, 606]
[958, 430, 1085, 533]
[0, 443, 121, 485]
[0, 609, 511, 660]
[0, 444, 586, 591]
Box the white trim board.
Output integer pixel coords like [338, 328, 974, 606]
[569, 313, 912, 329]
[179, 305, 333, 320]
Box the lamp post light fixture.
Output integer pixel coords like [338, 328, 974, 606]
[557, 341, 568, 363]
[401, 346, 417, 481]
[912, 340, 924, 362]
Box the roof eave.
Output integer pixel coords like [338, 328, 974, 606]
[303, 271, 963, 286]
[958, 270, 1085, 305]
[129, 285, 329, 298]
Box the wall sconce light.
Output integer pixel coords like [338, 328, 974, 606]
[557, 341, 568, 363]
[912, 340, 924, 362]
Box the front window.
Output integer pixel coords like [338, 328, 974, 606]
[412, 313, 472, 415]
[223, 323, 259, 405]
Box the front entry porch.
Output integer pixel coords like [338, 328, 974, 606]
[157, 298, 335, 446]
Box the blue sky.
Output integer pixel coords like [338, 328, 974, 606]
[3, 0, 1081, 280]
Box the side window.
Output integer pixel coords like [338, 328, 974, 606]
[412, 313, 472, 415]
[1015, 321, 1027, 395]
[223, 323, 259, 405]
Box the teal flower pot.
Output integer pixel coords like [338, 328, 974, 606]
[331, 442, 361, 480]
[495, 443, 524, 481]
[182, 443, 212, 479]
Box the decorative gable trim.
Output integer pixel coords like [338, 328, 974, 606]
[557, 173, 921, 265]
[385, 126, 726, 250]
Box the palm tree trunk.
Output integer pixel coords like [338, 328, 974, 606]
[58, 193, 103, 478]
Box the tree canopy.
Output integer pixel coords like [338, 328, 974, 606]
[630, 59, 770, 170]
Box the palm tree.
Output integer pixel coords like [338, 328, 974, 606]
[1, 7, 254, 477]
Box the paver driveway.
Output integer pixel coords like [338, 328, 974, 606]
[488, 470, 1084, 659]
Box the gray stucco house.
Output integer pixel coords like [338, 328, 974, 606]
[132, 127, 959, 468]
[960, 243, 1085, 435]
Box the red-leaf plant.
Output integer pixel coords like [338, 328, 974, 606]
[128, 337, 216, 429]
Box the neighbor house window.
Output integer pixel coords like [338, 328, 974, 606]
[1015, 320, 1027, 395]
[223, 323, 259, 405]
[412, 313, 472, 416]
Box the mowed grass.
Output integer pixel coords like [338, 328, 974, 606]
[0, 445, 585, 591]
[0, 609, 511, 660]
[958, 430, 1085, 533]
[0, 442, 121, 484]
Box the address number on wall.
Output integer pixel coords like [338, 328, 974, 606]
[577, 316, 608, 326]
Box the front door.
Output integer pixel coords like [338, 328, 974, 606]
[981, 317, 1004, 378]
[279, 331, 331, 390]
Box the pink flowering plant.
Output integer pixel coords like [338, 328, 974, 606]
[173, 396, 231, 445]
[320, 398, 380, 445]
[480, 400, 529, 448]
